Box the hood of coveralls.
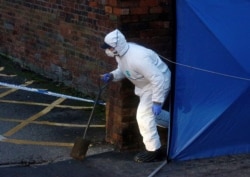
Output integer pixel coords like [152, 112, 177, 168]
[103, 29, 129, 56]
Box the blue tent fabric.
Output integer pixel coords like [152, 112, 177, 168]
[170, 0, 250, 161]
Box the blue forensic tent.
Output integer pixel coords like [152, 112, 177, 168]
[169, 0, 250, 161]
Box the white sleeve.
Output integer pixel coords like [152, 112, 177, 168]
[111, 66, 126, 81]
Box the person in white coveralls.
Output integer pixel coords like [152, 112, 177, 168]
[101, 29, 171, 163]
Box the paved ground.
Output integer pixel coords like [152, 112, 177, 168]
[0, 56, 163, 176]
[0, 56, 250, 177]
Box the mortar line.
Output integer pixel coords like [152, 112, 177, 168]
[3, 98, 66, 137]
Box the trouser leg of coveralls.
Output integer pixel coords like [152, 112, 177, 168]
[136, 90, 161, 151]
[155, 110, 170, 128]
[155, 70, 171, 128]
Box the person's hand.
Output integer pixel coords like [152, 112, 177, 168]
[101, 73, 113, 83]
[152, 103, 162, 116]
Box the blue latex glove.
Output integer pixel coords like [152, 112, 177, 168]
[101, 73, 113, 83]
[152, 103, 162, 116]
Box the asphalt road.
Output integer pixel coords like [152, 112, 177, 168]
[0, 57, 163, 177]
[1, 57, 250, 177]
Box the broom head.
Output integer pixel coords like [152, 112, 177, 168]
[70, 137, 91, 160]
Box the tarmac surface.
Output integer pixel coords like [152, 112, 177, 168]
[0, 56, 250, 177]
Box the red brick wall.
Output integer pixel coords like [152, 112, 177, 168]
[105, 0, 174, 57]
[0, 0, 174, 150]
[0, 0, 116, 91]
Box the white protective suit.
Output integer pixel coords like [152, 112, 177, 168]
[104, 29, 171, 151]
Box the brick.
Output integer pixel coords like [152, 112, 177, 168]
[150, 21, 170, 29]
[119, 1, 139, 7]
[108, 0, 117, 6]
[113, 7, 130, 15]
[120, 15, 139, 23]
[105, 5, 113, 14]
[130, 7, 148, 15]
[150, 7, 163, 14]
[89, 1, 98, 7]
[140, 0, 159, 7]
[88, 12, 96, 19]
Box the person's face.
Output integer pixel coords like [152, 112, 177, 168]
[105, 47, 117, 57]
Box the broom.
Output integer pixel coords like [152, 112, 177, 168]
[70, 82, 108, 160]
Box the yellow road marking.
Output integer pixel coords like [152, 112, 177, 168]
[0, 79, 104, 148]
[0, 74, 16, 77]
[0, 117, 105, 128]
[2, 138, 74, 147]
[32, 121, 105, 128]
[4, 98, 66, 137]
[0, 99, 93, 110]
[0, 80, 34, 98]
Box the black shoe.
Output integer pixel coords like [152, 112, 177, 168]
[134, 149, 164, 163]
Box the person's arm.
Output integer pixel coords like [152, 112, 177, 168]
[110, 66, 126, 81]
